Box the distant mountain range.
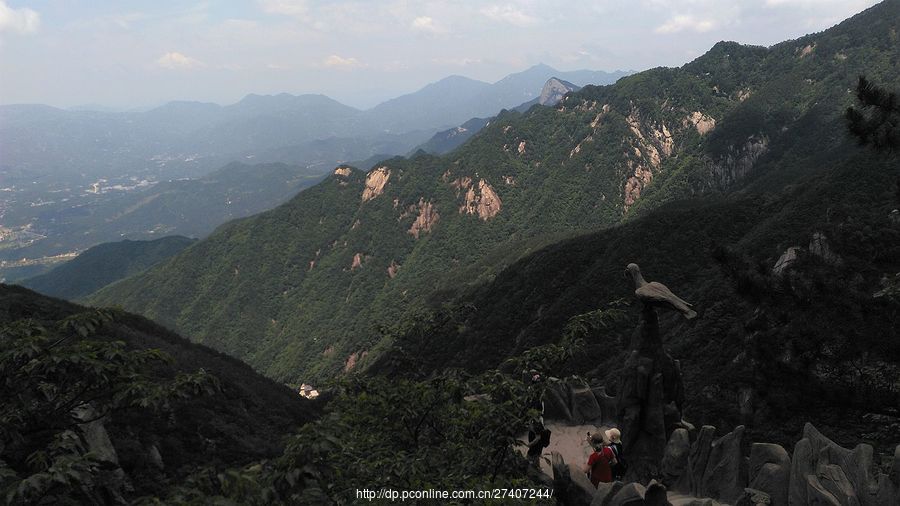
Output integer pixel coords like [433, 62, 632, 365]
[0, 64, 628, 183]
[414, 77, 582, 155]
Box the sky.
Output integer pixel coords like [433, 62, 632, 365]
[0, 0, 883, 110]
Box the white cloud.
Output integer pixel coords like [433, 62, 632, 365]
[655, 14, 716, 34]
[411, 16, 445, 34]
[480, 4, 538, 27]
[156, 52, 204, 70]
[324, 54, 361, 68]
[258, 0, 309, 18]
[0, 0, 40, 34]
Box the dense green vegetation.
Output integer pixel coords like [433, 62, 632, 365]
[90, 0, 899, 386]
[0, 284, 317, 503]
[19, 236, 195, 300]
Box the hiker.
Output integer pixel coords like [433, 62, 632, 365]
[526, 419, 551, 466]
[584, 432, 617, 487]
[606, 428, 626, 481]
[526, 370, 545, 423]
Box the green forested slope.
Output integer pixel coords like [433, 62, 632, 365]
[90, 0, 900, 385]
[20, 236, 195, 300]
[0, 284, 318, 502]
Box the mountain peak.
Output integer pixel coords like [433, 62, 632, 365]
[538, 77, 579, 106]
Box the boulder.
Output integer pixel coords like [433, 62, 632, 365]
[72, 405, 128, 504]
[736, 488, 771, 506]
[543, 382, 573, 421]
[571, 378, 603, 423]
[644, 480, 670, 506]
[799, 424, 880, 506]
[807, 475, 842, 506]
[609, 482, 647, 506]
[748, 443, 790, 506]
[790, 438, 815, 506]
[818, 464, 860, 506]
[661, 429, 691, 488]
[592, 385, 618, 425]
[73, 404, 119, 465]
[551, 451, 594, 506]
[684, 425, 717, 496]
[147, 444, 164, 471]
[873, 446, 898, 506]
[592, 481, 625, 506]
[699, 425, 747, 505]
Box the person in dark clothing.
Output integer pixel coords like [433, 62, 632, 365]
[605, 428, 626, 481]
[526, 419, 552, 464]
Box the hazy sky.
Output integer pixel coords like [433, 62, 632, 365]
[0, 0, 881, 110]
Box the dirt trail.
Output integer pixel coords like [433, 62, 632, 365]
[521, 422, 729, 505]
[521, 422, 603, 477]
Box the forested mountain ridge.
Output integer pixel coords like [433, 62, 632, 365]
[19, 236, 196, 300]
[0, 283, 318, 503]
[90, 0, 900, 387]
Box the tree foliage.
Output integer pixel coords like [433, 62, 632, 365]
[846, 76, 900, 153]
[0, 309, 219, 505]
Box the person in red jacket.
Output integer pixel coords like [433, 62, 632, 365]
[584, 431, 617, 487]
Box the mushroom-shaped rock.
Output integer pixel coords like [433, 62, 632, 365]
[625, 263, 697, 319]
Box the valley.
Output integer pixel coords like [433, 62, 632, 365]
[2, 1, 899, 504]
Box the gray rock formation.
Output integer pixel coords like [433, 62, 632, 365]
[72, 404, 129, 504]
[747, 443, 790, 506]
[698, 426, 747, 505]
[552, 451, 595, 506]
[680, 425, 717, 496]
[659, 422, 898, 506]
[661, 428, 692, 488]
[592, 481, 625, 506]
[543, 377, 615, 425]
[644, 480, 670, 506]
[616, 303, 686, 483]
[773, 247, 800, 276]
[789, 423, 887, 506]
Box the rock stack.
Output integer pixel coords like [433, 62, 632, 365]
[615, 305, 686, 483]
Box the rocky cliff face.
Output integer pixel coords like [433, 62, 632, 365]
[538, 78, 580, 106]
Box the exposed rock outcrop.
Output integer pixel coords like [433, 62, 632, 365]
[710, 136, 769, 188]
[698, 426, 746, 505]
[459, 179, 502, 220]
[73, 404, 129, 503]
[333, 167, 351, 177]
[539, 78, 580, 106]
[624, 160, 654, 211]
[772, 247, 800, 276]
[387, 260, 399, 278]
[408, 198, 440, 239]
[351, 252, 364, 270]
[685, 112, 716, 136]
[746, 443, 790, 506]
[361, 166, 390, 202]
